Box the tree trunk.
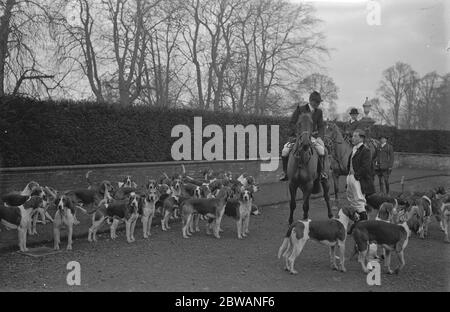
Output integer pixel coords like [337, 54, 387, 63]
[0, 0, 16, 97]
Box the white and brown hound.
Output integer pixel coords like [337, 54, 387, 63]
[0, 196, 44, 252]
[278, 206, 358, 274]
[139, 190, 159, 238]
[224, 188, 254, 239]
[53, 195, 76, 251]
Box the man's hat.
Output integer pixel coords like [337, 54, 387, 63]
[350, 108, 359, 115]
[309, 91, 322, 103]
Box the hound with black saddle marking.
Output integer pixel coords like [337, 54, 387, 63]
[278, 206, 357, 274]
[431, 195, 450, 243]
[352, 206, 419, 275]
[66, 188, 111, 225]
[88, 193, 140, 243]
[181, 187, 233, 239]
[0, 196, 44, 252]
[368, 201, 400, 260]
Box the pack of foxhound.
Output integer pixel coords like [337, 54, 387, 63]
[1, 167, 449, 278]
[0, 166, 260, 251]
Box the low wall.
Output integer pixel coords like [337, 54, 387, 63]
[394, 153, 450, 171]
[0, 159, 283, 194]
[1, 152, 450, 193]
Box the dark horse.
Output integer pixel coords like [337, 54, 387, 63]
[324, 122, 378, 205]
[287, 113, 333, 224]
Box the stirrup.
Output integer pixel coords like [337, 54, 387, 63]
[279, 174, 288, 181]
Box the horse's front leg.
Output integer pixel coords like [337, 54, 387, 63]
[288, 182, 298, 225]
[332, 172, 340, 204]
[302, 183, 313, 220]
[321, 179, 333, 219]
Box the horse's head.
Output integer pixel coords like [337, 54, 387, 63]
[296, 113, 313, 148]
[324, 121, 339, 140]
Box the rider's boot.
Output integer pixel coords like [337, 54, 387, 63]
[279, 156, 289, 181]
[319, 155, 328, 180]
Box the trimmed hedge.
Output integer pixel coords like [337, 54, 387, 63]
[1, 96, 449, 167]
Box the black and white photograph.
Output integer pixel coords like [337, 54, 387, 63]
[0, 0, 449, 297]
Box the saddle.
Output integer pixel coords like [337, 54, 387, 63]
[291, 137, 329, 195]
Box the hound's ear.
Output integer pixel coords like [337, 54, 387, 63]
[118, 182, 124, 188]
[99, 183, 106, 194]
[66, 197, 74, 209]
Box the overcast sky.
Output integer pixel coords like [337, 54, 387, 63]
[290, 0, 449, 114]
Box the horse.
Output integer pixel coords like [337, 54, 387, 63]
[324, 122, 378, 205]
[287, 113, 333, 224]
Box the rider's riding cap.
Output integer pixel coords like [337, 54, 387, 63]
[350, 108, 359, 115]
[309, 91, 322, 103]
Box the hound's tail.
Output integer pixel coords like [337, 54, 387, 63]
[86, 170, 93, 187]
[277, 238, 290, 259]
[401, 176, 405, 194]
[277, 223, 296, 259]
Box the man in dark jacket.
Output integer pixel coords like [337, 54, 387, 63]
[374, 134, 394, 194]
[346, 129, 376, 221]
[279, 91, 327, 181]
[344, 108, 360, 139]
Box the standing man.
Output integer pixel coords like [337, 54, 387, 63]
[279, 91, 327, 181]
[345, 108, 360, 139]
[374, 134, 394, 194]
[346, 129, 376, 221]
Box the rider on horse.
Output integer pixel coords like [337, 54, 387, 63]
[344, 108, 360, 142]
[279, 91, 328, 182]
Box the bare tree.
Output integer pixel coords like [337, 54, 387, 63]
[434, 73, 450, 130]
[416, 71, 441, 129]
[141, 0, 185, 108]
[377, 61, 413, 128]
[181, 0, 205, 109]
[401, 69, 419, 129]
[103, 0, 161, 106]
[0, 0, 66, 97]
[249, 0, 326, 115]
[52, 0, 108, 102]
